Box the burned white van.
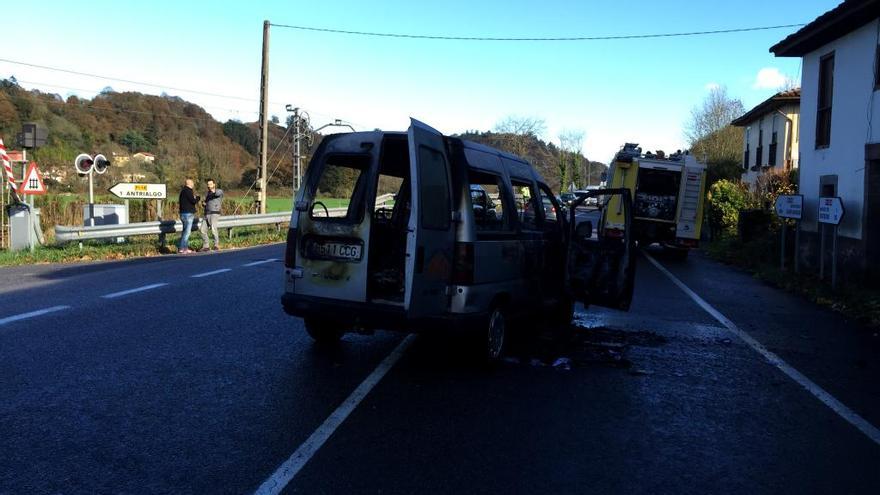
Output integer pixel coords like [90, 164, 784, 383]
[282, 119, 635, 358]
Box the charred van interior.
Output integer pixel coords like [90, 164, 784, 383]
[368, 135, 410, 303]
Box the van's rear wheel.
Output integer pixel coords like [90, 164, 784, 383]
[304, 318, 345, 344]
[486, 307, 506, 361]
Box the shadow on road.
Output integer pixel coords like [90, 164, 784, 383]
[34, 255, 185, 280]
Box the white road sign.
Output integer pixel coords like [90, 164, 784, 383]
[109, 182, 167, 199]
[817, 197, 844, 225]
[774, 194, 803, 220]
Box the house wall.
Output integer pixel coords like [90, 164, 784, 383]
[798, 19, 880, 240]
[740, 103, 801, 188]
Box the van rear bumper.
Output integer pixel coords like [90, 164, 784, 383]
[281, 293, 487, 333]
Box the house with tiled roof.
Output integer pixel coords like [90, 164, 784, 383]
[132, 152, 155, 163]
[771, 0, 880, 281]
[732, 88, 801, 189]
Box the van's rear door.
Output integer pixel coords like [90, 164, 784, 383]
[405, 119, 455, 318]
[566, 188, 636, 311]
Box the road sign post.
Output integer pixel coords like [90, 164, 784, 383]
[817, 197, 845, 291]
[774, 194, 803, 271]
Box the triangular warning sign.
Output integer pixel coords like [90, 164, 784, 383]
[21, 162, 47, 195]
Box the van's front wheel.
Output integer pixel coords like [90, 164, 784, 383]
[486, 307, 506, 361]
[304, 318, 345, 344]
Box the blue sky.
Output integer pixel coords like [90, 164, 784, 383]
[2, 0, 835, 162]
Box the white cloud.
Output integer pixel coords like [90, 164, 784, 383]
[704, 82, 720, 91]
[752, 67, 790, 90]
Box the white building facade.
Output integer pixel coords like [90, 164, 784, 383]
[772, 0, 880, 279]
[732, 89, 800, 189]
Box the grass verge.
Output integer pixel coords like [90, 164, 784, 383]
[0, 225, 287, 267]
[705, 235, 880, 330]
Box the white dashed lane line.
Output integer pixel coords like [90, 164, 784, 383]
[242, 258, 278, 267]
[101, 283, 169, 299]
[0, 305, 71, 327]
[191, 268, 232, 278]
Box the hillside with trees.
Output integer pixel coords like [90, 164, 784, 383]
[457, 116, 606, 191]
[0, 80, 605, 197]
[0, 78, 293, 194]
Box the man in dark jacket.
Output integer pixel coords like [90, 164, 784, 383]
[178, 179, 200, 253]
[198, 179, 223, 251]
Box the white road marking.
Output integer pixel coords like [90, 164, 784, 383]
[191, 268, 232, 278]
[101, 283, 168, 299]
[242, 258, 278, 267]
[0, 305, 70, 326]
[254, 334, 417, 495]
[644, 251, 880, 446]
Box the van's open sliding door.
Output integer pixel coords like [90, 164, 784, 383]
[566, 188, 636, 311]
[405, 119, 456, 318]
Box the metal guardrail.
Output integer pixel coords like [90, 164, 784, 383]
[53, 194, 397, 243]
[55, 211, 292, 243]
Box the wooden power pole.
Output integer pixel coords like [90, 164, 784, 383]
[257, 20, 270, 214]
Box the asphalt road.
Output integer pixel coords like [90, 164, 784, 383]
[1, 243, 878, 494]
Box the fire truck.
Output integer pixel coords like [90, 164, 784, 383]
[603, 143, 706, 256]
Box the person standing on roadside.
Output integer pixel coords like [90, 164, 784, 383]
[178, 178, 200, 254]
[198, 179, 223, 252]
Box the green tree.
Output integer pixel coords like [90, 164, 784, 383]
[119, 130, 151, 152]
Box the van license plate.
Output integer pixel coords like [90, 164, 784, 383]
[307, 240, 363, 261]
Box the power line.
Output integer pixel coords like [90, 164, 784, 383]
[1, 59, 373, 128]
[15, 79, 259, 116]
[269, 22, 807, 41]
[0, 57, 258, 102]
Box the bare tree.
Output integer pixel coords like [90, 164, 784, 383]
[558, 129, 585, 190]
[494, 116, 546, 137]
[685, 86, 745, 165]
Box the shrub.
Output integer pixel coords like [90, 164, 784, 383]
[753, 169, 798, 211]
[707, 179, 752, 236]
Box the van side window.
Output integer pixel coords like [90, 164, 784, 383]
[538, 184, 560, 232]
[311, 154, 369, 222]
[510, 179, 539, 231]
[468, 170, 511, 233]
[418, 146, 451, 230]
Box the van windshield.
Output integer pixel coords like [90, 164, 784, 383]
[310, 154, 370, 222]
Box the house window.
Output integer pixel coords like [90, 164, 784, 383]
[755, 123, 763, 168]
[816, 52, 834, 148]
[743, 127, 751, 170]
[769, 115, 778, 167]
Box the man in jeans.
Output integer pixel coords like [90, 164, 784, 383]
[178, 178, 200, 254]
[198, 179, 223, 251]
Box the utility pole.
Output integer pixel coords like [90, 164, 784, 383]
[257, 19, 270, 214]
[295, 109, 305, 192]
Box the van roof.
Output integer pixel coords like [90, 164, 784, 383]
[336, 130, 545, 184]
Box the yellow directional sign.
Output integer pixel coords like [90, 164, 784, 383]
[109, 182, 167, 199]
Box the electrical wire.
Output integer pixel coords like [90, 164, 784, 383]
[33, 94, 227, 123]
[2, 60, 372, 128]
[231, 123, 295, 215]
[15, 79, 259, 116]
[269, 22, 807, 41]
[0, 57, 258, 102]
